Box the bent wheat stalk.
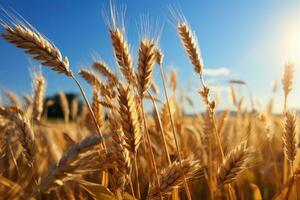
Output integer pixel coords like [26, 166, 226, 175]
[1, 20, 107, 151]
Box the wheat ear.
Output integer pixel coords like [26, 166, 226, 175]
[110, 28, 136, 85]
[92, 60, 119, 85]
[36, 135, 110, 194]
[79, 69, 112, 98]
[1, 23, 72, 76]
[148, 159, 200, 199]
[92, 89, 104, 130]
[0, 106, 35, 165]
[282, 62, 294, 110]
[217, 141, 255, 185]
[109, 113, 131, 192]
[1, 18, 106, 152]
[177, 21, 203, 76]
[137, 38, 156, 95]
[117, 83, 141, 154]
[58, 92, 69, 123]
[283, 111, 297, 163]
[5, 91, 21, 108]
[32, 73, 46, 121]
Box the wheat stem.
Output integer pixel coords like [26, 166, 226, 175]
[158, 62, 192, 200]
[71, 75, 107, 152]
[140, 100, 163, 200]
[147, 91, 172, 165]
[134, 155, 141, 199]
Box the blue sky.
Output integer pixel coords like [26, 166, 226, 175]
[1, 0, 300, 112]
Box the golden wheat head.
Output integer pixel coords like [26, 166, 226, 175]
[177, 21, 203, 75]
[1, 22, 72, 76]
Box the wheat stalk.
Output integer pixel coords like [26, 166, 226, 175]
[109, 113, 131, 192]
[157, 47, 193, 200]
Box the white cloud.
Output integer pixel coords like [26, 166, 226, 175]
[204, 67, 230, 77]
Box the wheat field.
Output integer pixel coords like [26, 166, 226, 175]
[0, 3, 299, 200]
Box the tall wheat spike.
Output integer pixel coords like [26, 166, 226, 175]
[177, 21, 203, 75]
[137, 38, 156, 95]
[282, 62, 294, 110]
[109, 113, 131, 191]
[117, 84, 141, 155]
[92, 89, 104, 130]
[59, 92, 69, 123]
[36, 136, 109, 194]
[110, 27, 136, 85]
[32, 73, 46, 121]
[70, 97, 79, 121]
[1, 22, 72, 76]
[283, 111, 297, 162]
